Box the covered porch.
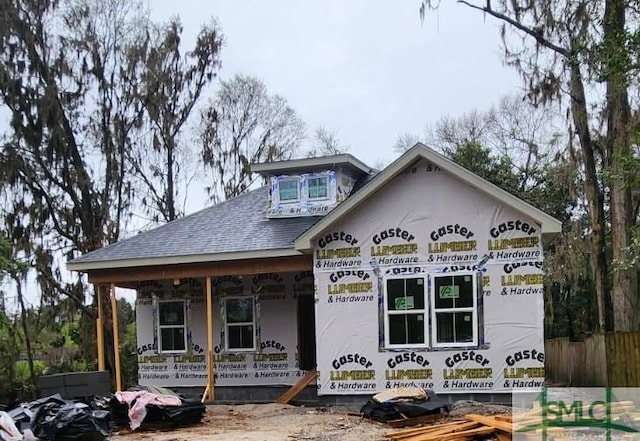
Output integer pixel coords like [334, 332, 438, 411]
[87, 254, 316, 403]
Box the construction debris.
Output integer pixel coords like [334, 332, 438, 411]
[360, 388, 449, 423]
[109, 386, 206, 431]
[384, 413, 512, 441]
[384, 399, 640, 441]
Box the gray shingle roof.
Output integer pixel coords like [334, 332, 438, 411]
[68, 187, 321, 268]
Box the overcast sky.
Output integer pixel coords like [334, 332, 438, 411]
[150, 0, 523, 169]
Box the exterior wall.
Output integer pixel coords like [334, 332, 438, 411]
[312, 159, 545, 396]
[135, 272, 314, 389]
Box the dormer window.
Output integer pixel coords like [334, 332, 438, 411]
[308, 176, 328, 199]
[278, 178, 300, 202]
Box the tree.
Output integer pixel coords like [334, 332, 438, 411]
[129, 17, 223, 223]
[0, 0, 146, 310]
[0, 0, 224, 381]
[420, 1, 640, 332]
[199, 74, 306, 202]
[306, 126, 350, 157]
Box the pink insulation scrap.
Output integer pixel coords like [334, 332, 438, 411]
[115, 391, 182, 430]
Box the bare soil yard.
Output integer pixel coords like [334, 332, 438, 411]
[109, 403, 389, 441]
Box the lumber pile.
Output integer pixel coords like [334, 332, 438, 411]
[385, 413, 513, 441]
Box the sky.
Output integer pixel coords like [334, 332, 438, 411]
[8, 1, 529, 308]
[149, 0, 523, 174]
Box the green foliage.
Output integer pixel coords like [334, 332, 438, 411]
[120, 321, 138, 389]
[0, 237, 28, 280]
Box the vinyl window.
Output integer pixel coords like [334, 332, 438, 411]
[278, 178, 300, 202]
[382, 273, 481, 350]
[158, 300, 187, 353]
[384, 277, 427, 349]
[307, 176, 328, 199]
[430, 274, 478, 348]
[225, 297, 256, 351]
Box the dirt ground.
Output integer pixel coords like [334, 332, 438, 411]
[109, 403, 390, 441]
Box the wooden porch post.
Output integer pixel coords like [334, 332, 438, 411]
[202, 277, 215, 403]
[110, 283, 122, 392]
[95, 284, 105, 371]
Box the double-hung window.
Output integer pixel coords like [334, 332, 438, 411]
[158, 300, 187, 353]
[278, 178, 300, 202]
[431, 274, 478, 347]
[307, 176, 328, 199]
[382, 273, 480, 349]
[384, 277, 427, 348]
[225, 297, 256, 351]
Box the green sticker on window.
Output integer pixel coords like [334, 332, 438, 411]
[439, 285, 459, 299]
[395, 296, 414, 310]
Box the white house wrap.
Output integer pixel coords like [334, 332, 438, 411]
[312, 159, 545, 395]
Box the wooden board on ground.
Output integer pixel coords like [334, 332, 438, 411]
[274, 369, 317, 404]
[466, 413, 512, 433]
[386, 413, 447, 428]
[385, 413, 515, 441]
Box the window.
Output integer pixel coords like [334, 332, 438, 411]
[278, 178, 299, 201]
[307, 176, 328, 199]
[384, 277, 427, 348]
[431, 274, 478, 347]
[225, 297, 256, 351]
[158, 300, 187, 353]
[382, 273, 481, 350]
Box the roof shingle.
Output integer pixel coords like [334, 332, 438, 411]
[68, 187, 321, 266]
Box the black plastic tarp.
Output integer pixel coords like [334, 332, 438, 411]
[360, 389, 449, 422]
[6, 394, 111, 441]
[110, 385, 206, 430]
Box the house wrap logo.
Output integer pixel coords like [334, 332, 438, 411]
[213, 275, 244, 296]
[427, 223, 478, 264]
[442, 351, 494, 390]
[488, 219, 542, 261]
[327, 270, 374, 303]
[384, 266, 424, 276]
[315, 231, 362, 269]
[328, 352, 377, 391]
[370, 227, 419, 265]
[252, 272, 286, 300]
[503, 348, 545, 388]
[439, 264, 491, 296]
[501, 261, 544, 296]
[252, 338, 290, 378]
[212, 344, 249, 381]
[385, 352, 434, 390]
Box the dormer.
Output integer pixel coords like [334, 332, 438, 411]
[251, 154, 373, 218]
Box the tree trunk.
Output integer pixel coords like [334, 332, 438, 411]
[17, 282, 36, 394]
[568, 60, 612, 333]
[166, 138, 176, 221]
[604, 0, 639, 332]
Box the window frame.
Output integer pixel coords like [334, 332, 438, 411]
[157, 299, 188, 354]
[278, 177, 300, 202]
[380, 272, 482, 351]
[429, 273, 479, 349]
[307, 175, 329, 201]
[383, 275, 429, 350]
[224, 295, 257, 352]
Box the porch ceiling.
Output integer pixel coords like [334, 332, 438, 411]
[89, 254, 313, 288]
